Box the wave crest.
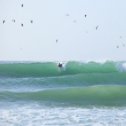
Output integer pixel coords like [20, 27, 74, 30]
[0, 61, 124, 77]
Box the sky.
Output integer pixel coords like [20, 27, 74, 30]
[0, 0, 126, 61]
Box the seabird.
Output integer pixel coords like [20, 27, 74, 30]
[116, 45, 119, 48]
[30, 20, 33, 23]
[3, 20, 5, 24]
[66, 13, 70, 16]
[21, 23, 24, 27]
[73, 20, 77, 23]
[21, 4, 24, 7]
[96, 25, 99, 30]
[122, 43, 125, 47]
[120, 36, 122, 39]
[12, 19, 15, 23]
[56, 39, 58, 43]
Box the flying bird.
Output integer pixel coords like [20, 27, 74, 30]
[122, 43, 125, 47]
[3, 20, 5, 24]
[73, 20, 77, 23]
[116, 45, 119, 48]
[84, 14, 87, 18]
[120, 36, 122, 39]
[96, 25, 99, 30]
[21, 23, 24, 27]
[21, 4, 24, 7]
[12, 19, 15, 23]
[30, 20, 33, 23]
[56, 39, 58, 43]
[66, 13, 70, 16]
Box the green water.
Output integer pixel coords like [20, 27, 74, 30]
[0, 61, 126, 125]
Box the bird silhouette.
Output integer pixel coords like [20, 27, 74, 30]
[30, 20, 33, 23]
[96, 25, 99, 30]
[116, 45, 119, 48]
[21, 23, 24, 27]
[21, 4, 24, 7]
[73, 20, 77, 23]
[122, 43, 125, 47]
[66, 13, 70, 16]
[56, 39, 58, 43]
[120, 36, 122, 39]
[12, 19, 15, 23]
[3, 20, 5, 24]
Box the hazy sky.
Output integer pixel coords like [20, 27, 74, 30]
[0, 0, 126, 61]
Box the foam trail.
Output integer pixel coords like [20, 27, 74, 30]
[0, 104, 126, 126]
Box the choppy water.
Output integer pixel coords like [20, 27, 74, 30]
[0, 61, 126, 125]
[1, 104, 126, 126]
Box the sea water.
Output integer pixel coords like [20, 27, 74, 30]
[0, 61, 126, 126]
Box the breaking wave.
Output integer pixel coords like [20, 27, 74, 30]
[0, 85, 126, 106]
[0, 61, 126, 77]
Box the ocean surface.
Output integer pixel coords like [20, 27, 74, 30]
[0, 61, 126, 126]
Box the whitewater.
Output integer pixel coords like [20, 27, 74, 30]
[0, 61, 126, 126]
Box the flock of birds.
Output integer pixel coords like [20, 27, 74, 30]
[1, 3, 125, 49]
[56, 13, 99, 44]
[116, 36, 125, 49]
[66, 13, 99, 30]
[2, 3, 33, 27]
[57, 13, 125, 49]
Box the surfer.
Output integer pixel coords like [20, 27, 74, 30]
[58, 63, 63, 68]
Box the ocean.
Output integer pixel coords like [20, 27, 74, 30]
[0, 61, 126, 126]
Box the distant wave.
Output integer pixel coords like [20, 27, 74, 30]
[0, 61, 126, 77]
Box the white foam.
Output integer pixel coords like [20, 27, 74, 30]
[122, 63, 126, 70]
[116, 62, 126, 72]
[0, 103, 126, 126]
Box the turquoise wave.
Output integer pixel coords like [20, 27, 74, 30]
[0, 73, 126, 90]
[0, 61, 125, 77]
[0, 86, 126, 106]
